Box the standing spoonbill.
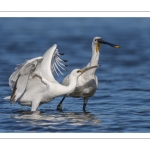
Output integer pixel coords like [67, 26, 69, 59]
[57, 37, 120, 111]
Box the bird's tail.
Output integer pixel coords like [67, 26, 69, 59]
[3, 96, 11, 100]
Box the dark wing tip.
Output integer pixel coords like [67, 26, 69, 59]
[63, 59, 68, 62]
[59, 53, 65, 55]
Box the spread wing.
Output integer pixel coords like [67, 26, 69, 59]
[9, 57, 43, 90]
[9, 57, 43, 104]
[51, 48, 67, 76]
[7, 45, 67, 104]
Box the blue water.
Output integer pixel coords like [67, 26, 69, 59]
[1, 18, 150, 132]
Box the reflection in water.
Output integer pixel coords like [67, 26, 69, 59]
[12, 110, 101, 131]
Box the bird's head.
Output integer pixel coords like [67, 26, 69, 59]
[70, 65, 99, 78]
[92, 36, 120, 52]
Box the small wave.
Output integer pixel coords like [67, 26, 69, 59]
[118, 88, 150, 92]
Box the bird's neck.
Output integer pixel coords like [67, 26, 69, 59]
[54, 75, 77, 96]
[87, 45, 100, 68]
[84, 45, 100, 76]
[90, 49, 100, 66]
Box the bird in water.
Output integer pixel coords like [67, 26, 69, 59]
[57, 37, 120, 111]
[4, 44, 98, 111]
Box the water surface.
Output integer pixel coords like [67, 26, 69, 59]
[1, 18, 150, 132]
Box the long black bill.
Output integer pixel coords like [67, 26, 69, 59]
[98, 39, 120, 48]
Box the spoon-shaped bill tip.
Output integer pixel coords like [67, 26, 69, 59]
[100, 39, 120, 49]
[114, 45, 120, 49]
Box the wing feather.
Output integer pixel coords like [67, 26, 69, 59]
[9, 57, 43, 90]
[10, 73, 30, 104]
[6, 45, 67, 103]
[51, 48, 67, 76]
[9, 57, 43, 103]
[53, 61, 63, 75]
[56, 57, 67, 70]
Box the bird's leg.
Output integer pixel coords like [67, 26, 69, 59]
[83, 97, 88, 111]
[57, 95, 66, 111]
[31, 99, 41, 111]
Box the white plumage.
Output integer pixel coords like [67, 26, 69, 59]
[57, 37, 120, 111]
[4, 44, 98, 111]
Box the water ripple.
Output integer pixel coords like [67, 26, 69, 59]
[1, 18, 150, 132]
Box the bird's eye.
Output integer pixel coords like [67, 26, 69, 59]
[77, 70, 80, 73]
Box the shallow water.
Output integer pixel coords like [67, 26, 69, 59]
[1, 18, 150, 132]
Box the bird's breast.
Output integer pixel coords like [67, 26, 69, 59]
[69, 79, 97, 98]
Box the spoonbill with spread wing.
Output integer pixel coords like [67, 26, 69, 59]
[4, 44, 98, 111]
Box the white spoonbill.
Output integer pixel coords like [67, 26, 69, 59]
[57, 37, 120, 111]
[4, 44, 98, 111]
